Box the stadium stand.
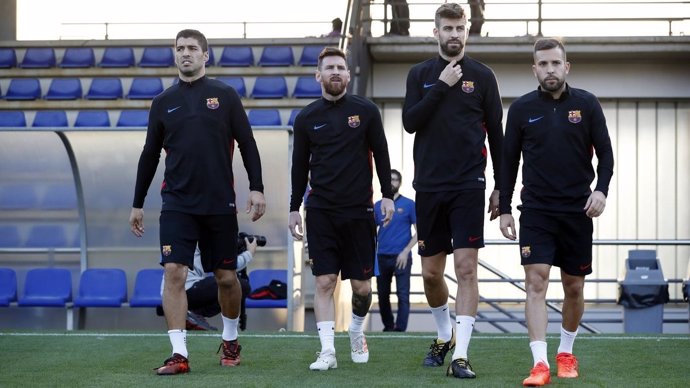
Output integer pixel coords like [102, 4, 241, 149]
[20, 47, 56, 68]
[99, 47, 135, 68]
[0, 268, 17, 306]
[74, 110, 111, 127]
[293, 76, 321, 98]
[0, 47, 17, 68]
[128, 268, 164, 307]
[206, 46, 215, 66]
[217, 46, 254, 67]
[73, 268, 128, 308]
[287, 108, 301, 126]
[17, 268, 72, 307]
[84, 78, 124, 100]
[258, 46, 294, 66]
[44, 78, 83, 100]
[248, 109, 282, 126]
[139, 46, 174, 67]
[251, 76, 288, 99]
[32, 110, 69, 127]
[246, 269, 288, 308]
[298, 45, 324, 66]
[0, 226, 21, 247]
[0, 111, 27, 127]
[25, 224, 71, 248]
[0, 183, 39, 209]
[59, 47, 96, 68]
[126, 77, 164, 99]
[216, 76, 247, 98]
[4, 78, 41, 100]
[116, 109, 148, 127]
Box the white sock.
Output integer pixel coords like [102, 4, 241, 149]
[452, 315, 475, 360]
[168, 329, 188, 358]
[430, 304, 453, 342]
[317, 321, 336, 354]
[530, 340, 549, 367]
[349, 312, 366, 333]
[221, 314, 239, 341]
[557, 326, 578, 354]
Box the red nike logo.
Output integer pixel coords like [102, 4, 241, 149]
[579, 264, 591, 271]
[468, 236, 481, 242]
[223, 258, 236, 264]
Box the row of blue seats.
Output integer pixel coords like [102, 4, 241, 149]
[0, 75, 321, 100]
[0, 108, 301, 128]
[0, 267, 288, 311]
[0, 224, 79, 249]
[1, 182, 76, 210]
[0, 45, 326, 68]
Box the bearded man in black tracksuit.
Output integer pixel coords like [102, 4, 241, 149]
[289, 47, 394, 371]
[129, 29, 266, 375]
[402, 3, 503, 379]
[499, 38, 614, 386]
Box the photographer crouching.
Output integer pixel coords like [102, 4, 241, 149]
[159, 232, 266, 331]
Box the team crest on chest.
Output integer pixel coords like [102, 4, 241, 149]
[461, 80, 475, 93]
[206, 97, 220, 110]
[568, 110, 582, 123]
[347, 115, 361, 128]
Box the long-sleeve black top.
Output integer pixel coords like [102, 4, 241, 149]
[499, 85, 614, 214]
[290, 94, 393, 218]
[402, 55, 503, 192]
[132, 76, 263, 214]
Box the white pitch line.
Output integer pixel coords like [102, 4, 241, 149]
[0, 332, 687, 341]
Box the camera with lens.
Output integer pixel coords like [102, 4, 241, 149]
[237, 232, 267, 254]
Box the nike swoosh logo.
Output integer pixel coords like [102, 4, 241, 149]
[423, 82, 435, 89]
[167, 106, 182, 113]
[579, 264, 591, 271]
[313, 124, 327, 130]
[528, 116, 544, 123]
[469, 236, 481, 242]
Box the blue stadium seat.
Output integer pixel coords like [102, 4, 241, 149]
[0, 48, 17, 68]
[258, 46, 294, 66]
[299, 45, 325, 66]
[44, 78, 83, 100]
[251, 76, 288, 99]
[41, 183, 77, 210]
[26, 224, 70, 248]
[18, 268, 72, 307]
[217, 46, 254, 67]
[74, 268, 127, 307]
[139, 47, 174, 67]
[0, 111, 27, 127]
[248, 109, 282, 126]
[74, 110, 111, 127]
[0, 268, 17, 306]
[288, 108, 301, 126]
[0, 183, 38, 209]
[33, 110, 69, 127]
[216, 76, 247, 98]
[117, 109, 149, 127]
[20, 47, 56, 68]
[126, 77, 164, 99]
[0, 225, 21, 247]
[206, 47, 215, 66]
[60, 47, 95, 68]
[293, 76, 321, 98]
[99, 47, 135, 68]
[85, 78, 123, 100]
[4, 78, 41, 100]
[246, 269, 288, 308]
[129, 268, 164, 307]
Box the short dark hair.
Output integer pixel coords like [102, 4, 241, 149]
[317, 47, 347, 69]
[391, 169, 402, 181]
[175, 29, 208, 52]
[435, 3, 466, 27]
[534, 37, 567, 62]
[332, 18, 343, 31]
